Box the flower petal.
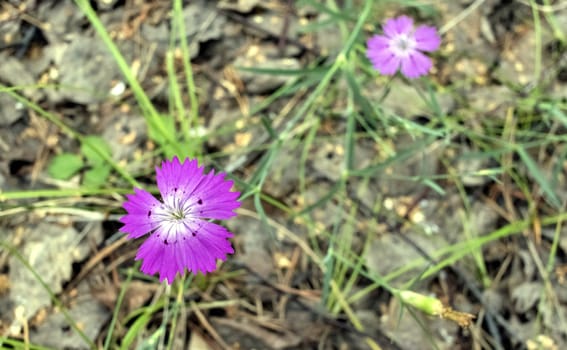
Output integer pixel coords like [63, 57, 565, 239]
[156, 157, 205, 200]
[188, 170, 241, 220]
[119, 188, 161, 239]
[136, 233, 169, 280]
[156, 157, 240, 220]
[383, 15, 414, 38]
[400, 51, 432, 79]
[414, 25, 441, 52]
[367, 35, 390, 51]
[135, 221, 234, 284]
[368, 49, 402, 76]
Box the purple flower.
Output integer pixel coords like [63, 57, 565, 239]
[366, 15, 441, 79]
[119, 157, 240, 284]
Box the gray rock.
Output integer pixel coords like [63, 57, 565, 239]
[58, 35, 120, 103]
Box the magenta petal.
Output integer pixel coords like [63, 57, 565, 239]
[197, 190, 241, 219]
[368, 50, 401, 76]
[189, 171, 241, 219]
[383, 15, 413, 37]
[136, 233, 172, 282]
[119, 188, 160, 239]
[367, 35, 390, 51]
[156, 157, 204, 198]
[401, 51, 432, 79]
[136, 234, 165, 275]
[187, 221, 234, 273]
[135, 221, 234, 284]
[414, 25, 441, 52]
[366, 36, 398, 74]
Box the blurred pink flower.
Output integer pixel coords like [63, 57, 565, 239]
[366, 15, 441, 79]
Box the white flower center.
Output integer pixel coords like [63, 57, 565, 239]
[390, 34, 416, 57]
[150, 189, 205, 244]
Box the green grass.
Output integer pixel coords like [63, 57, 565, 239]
[1, 0, 567, 349]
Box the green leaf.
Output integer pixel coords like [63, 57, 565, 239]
[147, 114, 178, 158]
[517, 147, 561, 209]
[47, 153, 84, 180]
[83, 164, 111, 188]
[120, 308, 154, 350]
[81, 135, 112, 166]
